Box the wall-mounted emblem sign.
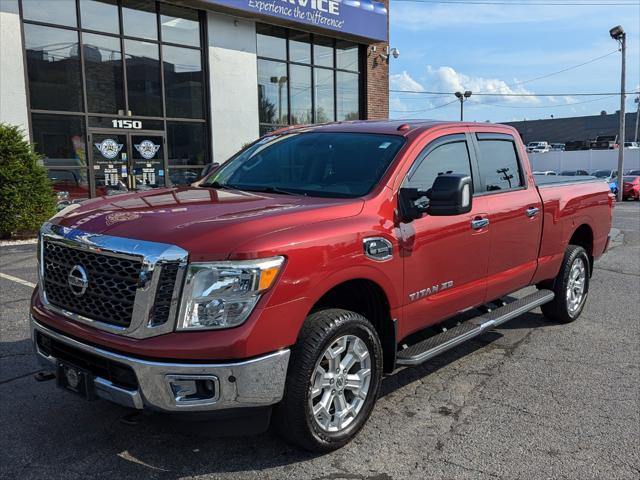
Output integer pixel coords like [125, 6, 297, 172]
[134, 140, 160, 160]
[204, 0, 388, 42]
[95, 138, 123, 160]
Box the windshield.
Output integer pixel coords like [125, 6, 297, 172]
[593, 170, 612, 178]
[623, 176, 637, 182]
[203, 132, 405, 198]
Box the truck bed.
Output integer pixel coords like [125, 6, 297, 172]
[533, 174, 599, 187]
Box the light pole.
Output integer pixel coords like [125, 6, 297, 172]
[610, 25, 625, 201]
[270, 75, 287, 124]
[455, 91, 472, 121]
[634, 95, 639, 143]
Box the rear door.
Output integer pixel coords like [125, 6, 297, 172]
[399, 132, 491, 337]
[471, 131, 543, 300]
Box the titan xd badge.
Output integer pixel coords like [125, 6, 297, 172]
[363, 237, 393, 261]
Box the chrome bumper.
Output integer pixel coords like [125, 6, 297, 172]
[31, 317, 290, 413]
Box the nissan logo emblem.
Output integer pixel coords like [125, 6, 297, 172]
[67, 265, 89, 297]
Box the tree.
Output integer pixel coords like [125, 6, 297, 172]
[0, 124, 56, 238]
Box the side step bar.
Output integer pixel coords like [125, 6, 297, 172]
[396, 289, 554, 366]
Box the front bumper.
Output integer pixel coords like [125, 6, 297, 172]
[31, 316, 290, 413]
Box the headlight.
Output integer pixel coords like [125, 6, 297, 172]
[177, 256, 285, 331]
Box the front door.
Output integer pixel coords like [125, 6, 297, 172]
[399, 132, 491, 339]
[89, 130, 166, 197]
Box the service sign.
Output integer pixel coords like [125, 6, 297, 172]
[204, 0, 388, 42]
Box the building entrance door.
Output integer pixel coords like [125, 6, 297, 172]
[89, 130, 167, 197]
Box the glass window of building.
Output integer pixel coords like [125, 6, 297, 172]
[124, 39, 162, 117]
[163, 45, 204, 119]
[122, 0, 158, 40]
[20, 0, 209, 198]
[160, 3, 200, 47]
[83, 33, 124, 114]
[22, 0, 77, 27]
[80, 0, 119, 34]
[256, 24, 362, 134]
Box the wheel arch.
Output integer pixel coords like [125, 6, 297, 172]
[307, 278, 397, 373]
[568, 223, 594, 275]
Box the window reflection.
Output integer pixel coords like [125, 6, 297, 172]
[314, 36, 334, 67]
[122, 0, 158, 40]
[22, 0, 77, 27]
[290, 65, 312, 124]
[337, 71, 358, 121]
[314, 68, 335, 123]
[125, 39, 162, 117]
[83, 33, 124, 114]
[24, 24, 83, 112]
[160, 4, 200, 47]
[258, 60, 288, 125]
[167, 122, 208, 166]
[32, 114, 87, 167]
[289, 32, 311, 64]
[163, 45, 204, 119]
[336, 41, 359, 71]
[256, 24, 286, 60]
[80, 0, 119, 34]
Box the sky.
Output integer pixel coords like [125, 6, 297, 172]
[388, 0, 640, 123]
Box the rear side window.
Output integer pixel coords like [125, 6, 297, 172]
[476, 138, 523, 192]
[405, 139, 472, 191]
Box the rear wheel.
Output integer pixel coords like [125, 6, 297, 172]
[274, 309, 383, 452]
[540, 245, 590, 323]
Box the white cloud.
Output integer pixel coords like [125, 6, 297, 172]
[390, 71, 425, 92]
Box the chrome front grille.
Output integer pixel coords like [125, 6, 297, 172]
[39, 222, 188, 338]
[43, 241, 142, 328]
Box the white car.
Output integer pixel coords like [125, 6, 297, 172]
[624, 142, 639, 149]
[533, 170, 557, 176]
[527, 141, 550, 153]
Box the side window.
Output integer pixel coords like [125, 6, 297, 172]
[405, 140, 472, 191]
[476, 138, 523, 192]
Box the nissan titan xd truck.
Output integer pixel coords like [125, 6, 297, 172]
[31, 120, 613, 452]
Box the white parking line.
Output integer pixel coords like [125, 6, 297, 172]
[0, 272, 36, 288]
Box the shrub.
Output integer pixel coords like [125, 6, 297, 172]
[0, 123, 56, 238]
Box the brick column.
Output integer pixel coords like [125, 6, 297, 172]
[364, 0, 389, 120]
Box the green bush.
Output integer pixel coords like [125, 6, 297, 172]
[0, 123, 56, 239]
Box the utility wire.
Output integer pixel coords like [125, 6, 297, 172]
[390, 90, 639, 96]
[394, 1, 640, 6]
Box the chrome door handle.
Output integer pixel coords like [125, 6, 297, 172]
[471, 218, 489, 230]
[526, 207, 540, 218]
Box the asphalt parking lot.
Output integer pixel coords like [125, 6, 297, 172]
[1, 201, 638, 480]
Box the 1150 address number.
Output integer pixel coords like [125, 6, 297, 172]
[112, 119, 142, 129]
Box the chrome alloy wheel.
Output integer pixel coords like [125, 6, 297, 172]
[309, 334, 372, 433]
[566, 257, 587, 315]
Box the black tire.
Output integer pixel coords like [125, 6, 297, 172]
[273, 309, 383, 452]
[540, 245, 590, 324]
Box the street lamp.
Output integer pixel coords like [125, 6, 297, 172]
[270, 75, 287, 124]
[634, 95, 639, 143]
[455, 90, 472, 121]
[610, 25, 625, 201]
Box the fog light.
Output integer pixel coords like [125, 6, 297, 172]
[166, 375, 219, 406]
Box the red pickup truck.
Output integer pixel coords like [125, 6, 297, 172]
[32, 120, 613, 452]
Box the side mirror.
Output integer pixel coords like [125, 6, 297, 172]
[427, 174, 473, 216]
[398, 187, 430, 222]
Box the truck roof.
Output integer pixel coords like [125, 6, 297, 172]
[270, 120, 513, 137]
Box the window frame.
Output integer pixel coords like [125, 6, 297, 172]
[256, 23, 363, 134]
[402, 133, 480, 195]
[471, 132, 528, 196]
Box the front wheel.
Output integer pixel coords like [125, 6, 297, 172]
[540, 245, 590, 323]
[273, 309, 383, 452]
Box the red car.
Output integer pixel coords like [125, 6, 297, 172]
[622, 175, 640, 200]
[32, 120, 613, 452]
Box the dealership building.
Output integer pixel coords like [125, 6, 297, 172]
[0, 0, 390, 199]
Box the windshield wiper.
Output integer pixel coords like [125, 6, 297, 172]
[237, 186, 304, 196]
[203, 181, 238, 190]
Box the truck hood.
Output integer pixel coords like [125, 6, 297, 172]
[52, 187, 364, 260]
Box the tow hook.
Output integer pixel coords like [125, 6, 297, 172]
[34, 371, 56, 382]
